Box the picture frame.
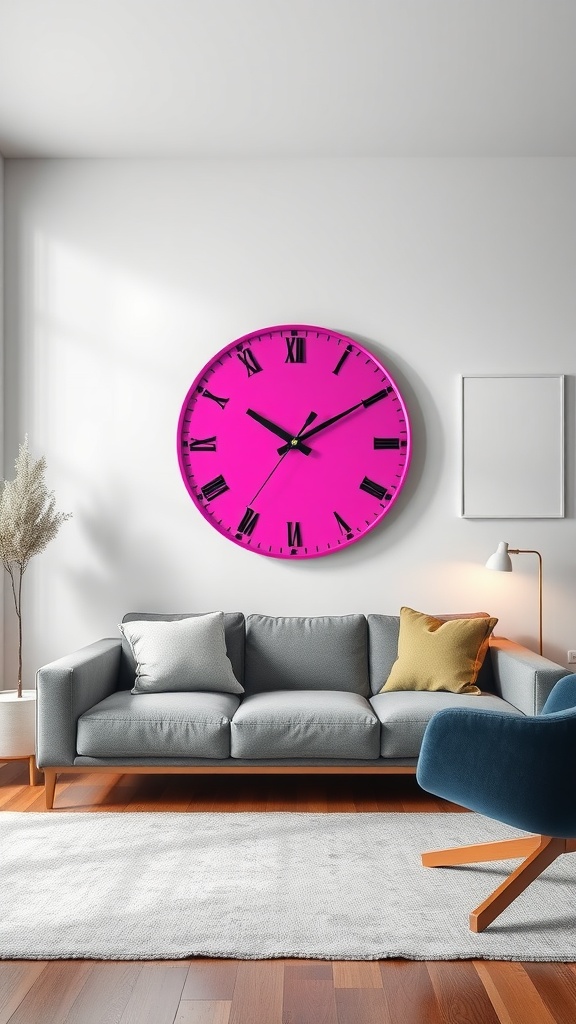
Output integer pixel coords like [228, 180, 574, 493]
[460, 374, 565, 519]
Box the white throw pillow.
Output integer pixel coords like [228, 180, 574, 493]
[119, 612, 244, 695]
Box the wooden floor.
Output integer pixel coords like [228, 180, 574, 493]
[1, 762, 575, 1024]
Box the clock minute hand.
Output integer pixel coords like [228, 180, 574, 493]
[277, 387, 392, 453]
[246, 408, 312, 456]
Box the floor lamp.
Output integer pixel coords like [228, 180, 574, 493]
[485, 541, 543, 656]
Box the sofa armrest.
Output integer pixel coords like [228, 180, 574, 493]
[36, 639, 122, 767]
[488, 637, 568, 715]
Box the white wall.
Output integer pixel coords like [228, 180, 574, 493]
[3, 158, 576, 686]
[0, 155, 4, 682]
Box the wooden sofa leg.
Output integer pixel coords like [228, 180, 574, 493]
[44, 769, 57, 810]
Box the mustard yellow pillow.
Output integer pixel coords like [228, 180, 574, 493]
[380, 606, 498, 695]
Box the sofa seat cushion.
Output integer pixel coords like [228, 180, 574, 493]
[244, 614, 369, 696]
[230, 691, 380, 759]
[76, 690, 241, 759]
[370, 691, 522, 759]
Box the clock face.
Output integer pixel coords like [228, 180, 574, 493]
[177, 325, 411, 559]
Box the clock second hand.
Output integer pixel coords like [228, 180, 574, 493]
[249, 411, 317, 507]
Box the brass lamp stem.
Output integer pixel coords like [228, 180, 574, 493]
[508, 549, 543, 656]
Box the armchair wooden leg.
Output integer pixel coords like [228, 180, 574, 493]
[423, 834, 570, 932]
[422, 835, 542, 868]
[470, 836, 566, 932]
[44, 769, 57, 810]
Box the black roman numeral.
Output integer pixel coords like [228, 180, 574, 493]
[187, 436, 217, 452]
[198, 386, 229, 410]
[374, 437, 407, 450]
[236, 506, 260, 538]
[237, 347, 263, 377]
[287, 521, 302, 550]
[200, 475, 229, 501]
[359, 477, 390, 501]
[362, 386, 393, 408]
[333, 511, 354, 540]
[332, 344, 353, 375]
[285, 335, 306, 363]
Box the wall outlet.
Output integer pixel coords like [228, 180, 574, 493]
[568, 651, 576, 664]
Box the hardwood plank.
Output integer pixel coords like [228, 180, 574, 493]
[3, 962, 93, 1024]
[474, 961, 558, 1024]
[175, 1001, 231, 1024]
[118, 773, 176, 812]
[323, 777, 356, 813]
[375, 776, 425, 812]
[1, 783, 47, 811]
[427, 960, 501, 1024]
[228, 961, 283, 1024]
[49, 773, 125, 812]
[284, 964, 333, 981]
[297, 777, 330, 813]
[333, 962, 383, 988]
[182, 961, 239, 1000]
[0, 962, 47, 1024]
[0, 763, 32, 808]
[186, 775, 225, 812]
[378, 960, 443, 1024]
[282, 967, 338, 1024]
[117, 963, 189, 1024]
[335, 988, 392, 1024]
[522, 961, 576, 1024]
[60, 963, 144, 1024]
[265, 776, 295, 812]
[89, 774, 147, 812]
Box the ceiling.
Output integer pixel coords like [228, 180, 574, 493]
[0, 0, 575, 158]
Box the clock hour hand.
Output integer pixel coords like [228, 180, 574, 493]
[249, 411, 318, 506]
[246, 408, 312, 456]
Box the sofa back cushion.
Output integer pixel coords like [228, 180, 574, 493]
[367, 613, 496, 695]
[118, 612, 245, 690]
[244, 614, 370, 696]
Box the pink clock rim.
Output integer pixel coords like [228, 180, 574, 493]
[177, 324, 412, 559]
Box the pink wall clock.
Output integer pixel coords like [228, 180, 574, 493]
[177, 325, 412, 559]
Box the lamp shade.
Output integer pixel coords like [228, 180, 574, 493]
[485, 541, 513, 572]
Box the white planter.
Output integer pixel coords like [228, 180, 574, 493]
[0, 690, 36, 757]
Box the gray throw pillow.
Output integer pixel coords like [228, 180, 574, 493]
[119, 611, 244, 695]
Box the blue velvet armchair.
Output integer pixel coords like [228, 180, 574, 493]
[416, 672, 576, 932]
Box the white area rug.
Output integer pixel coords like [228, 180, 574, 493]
[1, 811, 575, 961]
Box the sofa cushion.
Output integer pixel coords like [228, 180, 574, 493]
[244, 614, 369, 696]
[379, 607, 498, 695]
[367, 612, 497, 696]
[119, 611, 246, 690]
[77, 690, 241, 758]
[231, 691, 380, 759]
[370, 691, 521, 758]
[119, 612, 244, 695]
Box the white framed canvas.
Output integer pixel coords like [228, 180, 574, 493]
[461, 374, 565, 518]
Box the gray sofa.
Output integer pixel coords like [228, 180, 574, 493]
[36, 612, 568, 809]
